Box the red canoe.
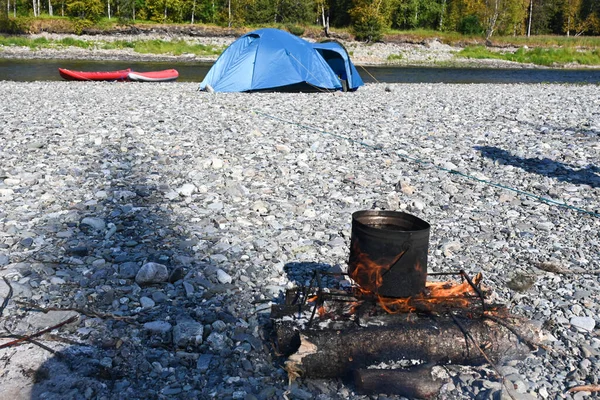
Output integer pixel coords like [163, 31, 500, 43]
[58, 68, 131, 81]
[58, 68, 179, 82]
[127, 69, 179, 82]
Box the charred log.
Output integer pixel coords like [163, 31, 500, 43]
[278, 316, 535, 379]
[354, 366, 445, 398]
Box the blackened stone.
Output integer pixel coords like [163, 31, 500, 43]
[169, 266, 185, 283]
[65, 246, 89, 256]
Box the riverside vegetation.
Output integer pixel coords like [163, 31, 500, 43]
[1, 23, 600, 67]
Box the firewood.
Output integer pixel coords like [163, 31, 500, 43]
[354, 366, 444, 398]
[278, 316, 536, 379]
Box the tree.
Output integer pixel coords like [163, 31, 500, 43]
[349, 0, 388, 41]
[66, 0, 103, 19]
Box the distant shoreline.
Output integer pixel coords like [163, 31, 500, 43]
[1, 32, 596, 70]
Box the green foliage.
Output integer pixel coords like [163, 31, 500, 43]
[387, 52, 403, 61]
[350, 2, 385, 42]
[132, 39, 223, 56]
[57, 36, 92, 48]
[101, 39, 136, 49]
[391, 0, 444, 30]
[67, 0, 104, 22]
[0, 17, 32, 34]
[285, 23, 305, 36]
[457, 45, 600, 66]
[0, 35, 32, 46]
[458, 15, 482, 35]
[72, 19, 94, 34]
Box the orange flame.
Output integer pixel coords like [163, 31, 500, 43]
[373, 273, 484, 314]
[349, 240, 407, 293]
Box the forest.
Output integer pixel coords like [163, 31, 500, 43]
[1, 0, 599, 40]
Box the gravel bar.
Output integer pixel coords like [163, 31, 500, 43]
[0, 81, 599, 399]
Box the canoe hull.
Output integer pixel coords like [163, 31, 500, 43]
[58, 68, 131, 81]
[127, 69, 179, 82]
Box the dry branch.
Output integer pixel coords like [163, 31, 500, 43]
[568, 385, 600, 393]
[0, 315, 78, 350]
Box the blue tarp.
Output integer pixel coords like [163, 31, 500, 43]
[311, 41, 364, 91]
[200, 28, 362, 93]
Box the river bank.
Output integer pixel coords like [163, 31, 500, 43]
[0, 81, 599, 399]
[0, 31, 542, 69]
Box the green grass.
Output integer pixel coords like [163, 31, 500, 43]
[0, 35, 50, 49]
[387, 53, 403, 61]
[384, 28, 482, 45]
[457, 45, 600, 66]
[491, 35, 600, 49]
[0, 35, 224, 56]
[56, 37, 92, 49]
[131, 39, 223, 56]
[101, 38, 225, 56]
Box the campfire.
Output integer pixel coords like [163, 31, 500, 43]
[271, 211, 538, 398]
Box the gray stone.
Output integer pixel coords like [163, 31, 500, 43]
[196, 354, 212, 372]
[0, 253, 9, 266]
[135, 262, 169, 285]
[119, 262, 139, 279]
[570, 316, 596, 332]
[80, 217, 106, 231]
[206, 332, 227, 351]
[26, 310, 78, 329]
[140, 296, 155, 309]
[216, 269, 232, 284]
[173, 320, 204, 347]
[143, 321, 172, 335]
[176, 183, 196, 197]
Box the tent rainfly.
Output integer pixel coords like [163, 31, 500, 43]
[199, 28, 364, 93]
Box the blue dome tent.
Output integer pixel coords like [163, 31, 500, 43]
[200, 28, 362, 93]
[311, 41, 364, 91]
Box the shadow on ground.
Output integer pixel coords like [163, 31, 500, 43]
[0, 125, 270, 399]
[475, 145, 600, 188]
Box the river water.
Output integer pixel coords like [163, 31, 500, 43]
[1, 58, 600, 84]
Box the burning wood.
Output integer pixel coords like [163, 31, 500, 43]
[272, 211, 539, 396]
[272, 271, 539, 395]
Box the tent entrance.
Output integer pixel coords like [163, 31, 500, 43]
[317, 49, 348, 91]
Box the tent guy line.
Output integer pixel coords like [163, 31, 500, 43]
[251, 110, 600, 219]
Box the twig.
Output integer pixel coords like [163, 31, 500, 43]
[483, 313, 539, 351]
[450, 314, 516, 400]
[0, 315, 78, 350]
[568, 385, 600, 393]
[14, 300, 138, 322]
[0, 334, 61, 357]
[10, 244, 54, 264]
[0, 277, 13, 318]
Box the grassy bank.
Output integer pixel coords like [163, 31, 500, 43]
[458, 45, 600, 66]
[0, 35, 225, 57]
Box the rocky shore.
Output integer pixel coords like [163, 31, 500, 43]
[0, 32, 537, 69]
[1, 81, 599, 400]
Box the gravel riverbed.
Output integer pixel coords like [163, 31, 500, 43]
[0, 81, 599, 400]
